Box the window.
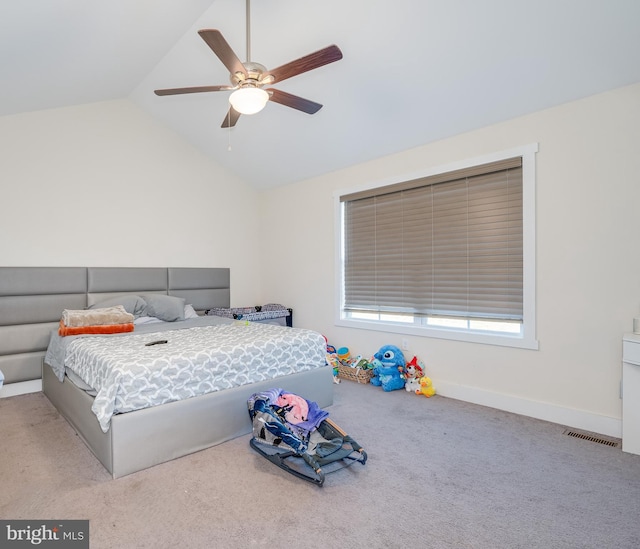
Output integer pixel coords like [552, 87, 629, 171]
[335, 145, 538, 349]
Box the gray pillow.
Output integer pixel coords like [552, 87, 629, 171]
[141, 294, 186, 322]
[89, 295, 148, 318]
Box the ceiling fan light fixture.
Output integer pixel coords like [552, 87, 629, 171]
[229, 87, 269, 115]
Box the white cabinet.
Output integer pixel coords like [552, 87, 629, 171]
[623, 333, 640, 455]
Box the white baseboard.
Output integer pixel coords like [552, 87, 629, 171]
[0, 378, 622, 438]
[436, 381, 622, 439]
[0, 379, 42, 399]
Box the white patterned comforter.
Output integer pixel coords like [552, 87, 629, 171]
[46, 319, 326, 432]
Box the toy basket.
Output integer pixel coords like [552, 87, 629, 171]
[337, 365, 373, 384]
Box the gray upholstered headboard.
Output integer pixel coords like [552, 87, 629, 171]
[0, 267, 230, 387]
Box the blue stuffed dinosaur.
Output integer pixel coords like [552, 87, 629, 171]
[370, 344, 406, 392]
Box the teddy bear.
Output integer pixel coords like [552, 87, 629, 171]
[370, 344, 406, 392]
[416, 376, 436, 397]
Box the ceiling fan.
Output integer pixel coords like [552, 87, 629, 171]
[154, 0, 343, 128]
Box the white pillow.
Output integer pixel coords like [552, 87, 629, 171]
[184, 304, 199, 319]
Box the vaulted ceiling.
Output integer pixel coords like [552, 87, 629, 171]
[3, 0, 640, 189]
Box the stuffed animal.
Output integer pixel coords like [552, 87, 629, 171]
[369, 358, 383, 386]
[404, 377, 421, 393]
[416, 376, 436, 398]
[404, 355, 425, 392]
[371, 344, 406, 391]
[405, 356, 425, 380]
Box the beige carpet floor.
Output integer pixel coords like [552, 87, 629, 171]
[2, 380, 640, 548]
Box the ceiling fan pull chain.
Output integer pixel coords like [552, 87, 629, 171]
[228, 111, 232, 151]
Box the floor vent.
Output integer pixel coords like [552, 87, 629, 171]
[563, 429, 620, 448]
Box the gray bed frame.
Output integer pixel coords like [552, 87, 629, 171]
[0, 267, 333, 478]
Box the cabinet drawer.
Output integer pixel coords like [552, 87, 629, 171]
[623, 340, 640, 365]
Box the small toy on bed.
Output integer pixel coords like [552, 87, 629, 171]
[370, 344, 406, 392]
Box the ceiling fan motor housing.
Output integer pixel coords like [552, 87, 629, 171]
[232, 62, 270, 88]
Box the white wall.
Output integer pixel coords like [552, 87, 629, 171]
[3, 86, 639, 436]
[259, 82, 640, 437]
[0, 99, 263, 305]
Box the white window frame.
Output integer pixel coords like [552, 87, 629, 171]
[334, 144, 539, 350]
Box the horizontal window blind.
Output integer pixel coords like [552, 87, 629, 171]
[342, 158, 523, 321]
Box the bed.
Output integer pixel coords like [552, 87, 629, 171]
[0, 267, 333, 478]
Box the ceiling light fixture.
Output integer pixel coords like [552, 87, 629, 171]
[229, 87, 269, 115]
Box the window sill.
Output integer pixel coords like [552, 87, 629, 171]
[335, 317, 539, 350]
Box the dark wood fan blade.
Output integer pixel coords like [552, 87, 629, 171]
[267, 88, 322, 114]
[267, 44, 342, 84]
[198, 29, 246, 77]
[154, 85, 235, 96]
[221, 106, 241, 128]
